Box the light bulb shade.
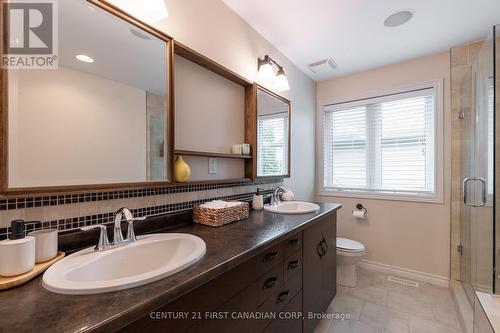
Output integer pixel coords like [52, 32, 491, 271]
[257, 62, 276, 86]
[107, 0, 168, 24]
[273, 72, 290, 92]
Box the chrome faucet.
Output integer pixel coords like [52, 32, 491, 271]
[272, 187, 286, 206]
[81, 207, 143, 251]
[114, 207, 137, 243]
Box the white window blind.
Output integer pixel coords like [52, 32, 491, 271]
[323, 88, 436, 197]
[258, 113, 289, 176]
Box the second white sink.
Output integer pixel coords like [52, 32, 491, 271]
[43, 233, 206, 295]
[264, 201, 320, 214]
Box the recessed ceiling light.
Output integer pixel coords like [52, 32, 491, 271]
[384, 10, 414, 27]
[75, 54, 94, 63]
[129, 28, 152, 40]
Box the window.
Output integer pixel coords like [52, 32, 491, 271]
[258, 112, 289, 176]
[321, 87, 441, 200]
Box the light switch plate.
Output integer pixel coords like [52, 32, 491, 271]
[208, 158, 217, 174]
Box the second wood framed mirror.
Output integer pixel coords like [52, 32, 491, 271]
[245, 85, 291, 179]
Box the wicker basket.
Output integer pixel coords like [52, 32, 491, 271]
[193, 202, 249, 227]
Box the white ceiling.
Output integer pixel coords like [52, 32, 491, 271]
[223, 0, 500, 81]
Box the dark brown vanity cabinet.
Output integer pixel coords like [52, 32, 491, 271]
[303, 214, 337, 333]
[123, 213, 337, 333]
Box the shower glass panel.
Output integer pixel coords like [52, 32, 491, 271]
[495, 24, 500, 294]
[460, 27, 495, 299]
[471, 30, 494, 294]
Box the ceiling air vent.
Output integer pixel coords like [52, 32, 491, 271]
[307, 58, 337, 74]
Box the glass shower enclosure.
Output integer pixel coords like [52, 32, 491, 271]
[459, 24, 497, 312]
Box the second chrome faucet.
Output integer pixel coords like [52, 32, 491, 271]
[114, 207, 136, 243]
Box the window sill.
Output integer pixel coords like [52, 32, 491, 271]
[318, 189, 444, 204]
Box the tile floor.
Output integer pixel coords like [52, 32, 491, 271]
[314, 267, 462, 333]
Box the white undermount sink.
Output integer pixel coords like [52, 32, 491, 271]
[264, 201, 320, 214]
[43, 233, 206, 295]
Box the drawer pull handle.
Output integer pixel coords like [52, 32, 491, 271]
[321, 237, 328, 255]
[276, 290, 290, 304]
[263, 277, 278, 289]
[288, 260, 299, 270]
[317, 242, 324, 258]
[288, 239, 299, 247]
[263, 251, 279, 262]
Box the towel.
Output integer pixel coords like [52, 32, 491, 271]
[200, 200, 242, 209]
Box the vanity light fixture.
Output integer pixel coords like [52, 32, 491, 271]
[257, 55, 290, 92]
[75, 54, 94, 63]
[273, 67, 290, 92]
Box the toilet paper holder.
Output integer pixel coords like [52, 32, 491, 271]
[352, 203, 367, 218]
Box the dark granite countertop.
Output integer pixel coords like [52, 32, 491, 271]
[0, 203, 341, 333]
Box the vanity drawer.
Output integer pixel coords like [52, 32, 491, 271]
[284, 250, 302, 282]
[283, 232, 302, 258]
[257, 263, 283, 305]
[256, 243, 283, 275]
[261, 291, 303, 333]
[257, 269, 302, 317]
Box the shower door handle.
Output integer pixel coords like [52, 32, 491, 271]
[463, 178, 487, 207]
[477, 178, 487, 207]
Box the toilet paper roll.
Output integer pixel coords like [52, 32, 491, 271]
[352, 210, 366, 219]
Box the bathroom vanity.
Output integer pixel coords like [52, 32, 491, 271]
[0, 204, 340, 333]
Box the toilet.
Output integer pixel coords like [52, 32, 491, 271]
[336, 237, 366, 287]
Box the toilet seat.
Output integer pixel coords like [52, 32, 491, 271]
[337, 237, 365, 253]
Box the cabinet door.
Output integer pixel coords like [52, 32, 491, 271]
[302, 217, 327, 333]
[321, 214, 337, 311]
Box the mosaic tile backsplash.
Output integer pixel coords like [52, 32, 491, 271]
[0, 179, 281, 240]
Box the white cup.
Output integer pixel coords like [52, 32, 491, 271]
[241, 144, 250, 155]
[0, 237, 35, 276]
[231, 144, 242, 154]
[28, 229, 58, 263]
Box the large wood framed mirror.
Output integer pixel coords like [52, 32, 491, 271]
[254, 85, 291, 179]
[0, 0, 174, 194]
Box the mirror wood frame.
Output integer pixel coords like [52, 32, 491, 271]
[0, 0, 175, 196]
[245, 84, 291, 180]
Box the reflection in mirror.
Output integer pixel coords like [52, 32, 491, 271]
[256, 88, 290, 177]
[7, 0, 170, 188]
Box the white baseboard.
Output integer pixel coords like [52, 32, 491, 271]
[358, 259, 450, 288]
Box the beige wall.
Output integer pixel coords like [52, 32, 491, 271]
[155, 0, 316, 200]
[175, 55, 245, 154]
[316, 52, 452, 279]
[174, 55, 245, 180]
[8, 66, 147, 187]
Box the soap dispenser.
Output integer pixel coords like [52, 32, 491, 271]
[252, 188, 264, 210]
[0, 220, 35, 277]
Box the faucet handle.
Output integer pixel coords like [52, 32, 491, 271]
[81, 224, 110, 251]
[126, 216, 147, 242]
[126, 219, 137, 242]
